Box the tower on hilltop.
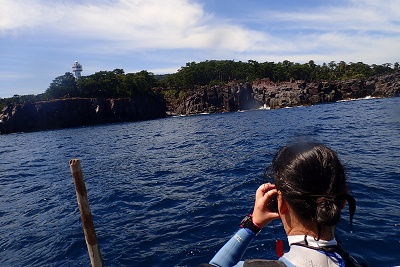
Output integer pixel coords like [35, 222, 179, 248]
[72, 61, 82, 78]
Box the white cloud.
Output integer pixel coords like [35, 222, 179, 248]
[1, 0, 399, 88]
[256, 0, 400, 33]
[0, 0, 268, 52]
[0, 71, 33, 81]
[2, 0, 399, 63]
[237, 0, 400, 64]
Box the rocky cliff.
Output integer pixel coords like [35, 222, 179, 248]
[1, 72, 398, 134]
[0, 95, 166, 134]
[171, 83, 259, 115]
[169, 72, 400, 114]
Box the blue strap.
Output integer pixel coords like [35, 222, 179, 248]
[316, 250, 345, 267]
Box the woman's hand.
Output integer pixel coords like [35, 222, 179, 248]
[251, 183, 280, 229]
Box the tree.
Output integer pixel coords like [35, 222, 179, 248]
[113, 68, 125, 75]
[45, 72, 78, 99]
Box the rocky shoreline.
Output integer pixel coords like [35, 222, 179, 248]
[170, 72, 400, 115]
[0, 96, 166, 134]
[1, 72, 399, 134]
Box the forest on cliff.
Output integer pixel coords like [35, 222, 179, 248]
[1, 59, 398, 110]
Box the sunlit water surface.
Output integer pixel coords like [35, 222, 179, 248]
[1, 97, 399, 266]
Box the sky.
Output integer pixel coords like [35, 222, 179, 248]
[1, 0, 400, 98]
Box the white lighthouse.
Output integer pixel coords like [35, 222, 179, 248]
[72, 61, 82, 78]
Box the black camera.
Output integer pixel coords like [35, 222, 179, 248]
[267, 193, 278, 212]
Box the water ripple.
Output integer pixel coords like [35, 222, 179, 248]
[0, 97, 399, 266]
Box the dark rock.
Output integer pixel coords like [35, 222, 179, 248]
[1, 72, 398, 134]
[173, 83, 261, 115]
[370, 73, 400, 97]
[166, 72, 399, 115]
[0, 95, 166, 134]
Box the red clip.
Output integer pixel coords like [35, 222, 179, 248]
[276, 239, 284, 257]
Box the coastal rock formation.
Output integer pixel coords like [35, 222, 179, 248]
[1, 72, 398, 134]
[0, 96, 166, 134]
[173, 83, 260, 115]
[252, 78, 364, 109]
[169, 72, 400, 113]
[369, 73, 400, 97]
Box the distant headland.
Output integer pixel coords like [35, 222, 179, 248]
[1, 60, 399, 134]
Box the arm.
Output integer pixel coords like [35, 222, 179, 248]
[209, 228, 255, 267]
[209, 184, 280, 267]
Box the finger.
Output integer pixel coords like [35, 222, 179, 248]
[263, 183, 276, 191]
[266, 188, 277, 197]
[260, 189, 278, 209]
[256, 190, 278, 211]
[255, 184, 267, 198]
[256, 183, 276, 200]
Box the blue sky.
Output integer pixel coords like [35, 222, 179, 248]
[1, 0, 399, 98]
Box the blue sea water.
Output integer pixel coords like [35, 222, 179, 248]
[1, 97, 399, 267]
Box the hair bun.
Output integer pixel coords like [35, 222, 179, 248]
[314, 196, 340, 226]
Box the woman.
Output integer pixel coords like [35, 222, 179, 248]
[204, 142, 362, 267]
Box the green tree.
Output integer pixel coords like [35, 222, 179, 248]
[45, 72, 78, 99]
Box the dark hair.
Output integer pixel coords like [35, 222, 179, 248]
[272, 142, 347, 227]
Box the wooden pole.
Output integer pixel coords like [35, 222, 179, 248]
[69, 159, 104, 267]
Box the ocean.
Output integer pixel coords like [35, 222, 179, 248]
[1, 97, 399, 266]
